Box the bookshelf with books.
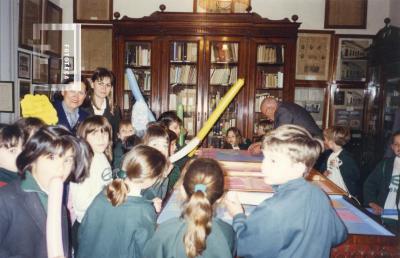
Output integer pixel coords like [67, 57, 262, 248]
[113, 10, 300, 144]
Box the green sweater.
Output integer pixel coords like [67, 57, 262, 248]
[77, 192, 157, 258]
[143, 217, 236, 258]
[0, 167, 19, 186]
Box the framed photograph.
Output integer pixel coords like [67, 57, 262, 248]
[194, 0, 250, 13]
[74, 0, 113, 23]
[19, 0, 44, 50]
[81, 26, 112, 72]
[330, 87, 365, 129]
[32, 55, 49, 84]
[45, 1, 63, 56]
[335, 35, 373, 82]
[325, 0, 367, 29]
[294, 86, 327, 128]
[296, 31, 333, 81]
[0, 81, 15, 113]
[49, 57, 62, 84]
[18, 51, 31, 79]
[19, 80, 32, 99]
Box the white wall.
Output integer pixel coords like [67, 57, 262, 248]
[113, 0, 390, 34]
[390, 0, 400, 26]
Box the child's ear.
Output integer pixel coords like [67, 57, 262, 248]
[293, 162, 307, 176]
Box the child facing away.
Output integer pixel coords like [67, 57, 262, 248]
[0, 124, 24, 187]
[143, 158, 236, 258]
[77, 145, 168, 258]
[225, 125, 347, 258]
[364, 130, 400, 233]
[322, 126, 360, 198]
[0, 126, 91, 258]
[222, 127, 251, 150]
[112, 119, 141, 170]
[69, 116, 113, 249]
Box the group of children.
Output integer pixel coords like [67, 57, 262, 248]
[0, 72, 398, 257]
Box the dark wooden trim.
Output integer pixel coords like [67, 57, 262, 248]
[19, 0, 45, 51]
[44, 1, 62, 57]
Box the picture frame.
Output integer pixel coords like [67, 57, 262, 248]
[32, 55, 49, 84]
[74, 0, 113, 23]
[45, 1, 63, 56]
[194, 0, 250, 13]
[0, 81, 15, 113]
[18, 51, 31, 79]
[295, 31, 333, 81]
[49, 57, 62, 84]
[324, 0, 368, 29]
[19, 0, 45, 50]
[334, 35, 373, 82]
[81, 26, 112, 72]
[19, 80, 32, 100]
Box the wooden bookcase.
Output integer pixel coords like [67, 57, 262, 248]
[113, 9, 300, 145]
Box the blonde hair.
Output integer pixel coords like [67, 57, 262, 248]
[263, 125, 323, 169]
[181, 158, 225, 258]
[77, 116, 113, 161]
[107, 145, 167, 206]
[323, 126, 351, 147]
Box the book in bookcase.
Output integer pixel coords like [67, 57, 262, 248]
[168, 41, 199, 137]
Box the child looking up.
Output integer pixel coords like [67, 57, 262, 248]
[322, 126, 360, 198]
[225, 125, 347, 258]
[77, 145, 168, 258]
[144, 158, 236, 258]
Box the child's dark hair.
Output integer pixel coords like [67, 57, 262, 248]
[107, 145, 167, 206]
[0, 124, 24, 149]
[181, 158, 225, 258]
[226, 127, 243, 145]
[16, 126, 92, 183]
[257, 120, 274, 134]
[14, 117, 45, 143]
[323, 126, 351, 147]
[167, 129, 177, 143]
[143, 123, 170, 145]
[119, 119, 133, 131]
[91, 67, 116, 87]
[158, 111, 182, 127]
[77, 116, 113, 161]
[122, 134, 141, 153]
[392, 130, 400, 143]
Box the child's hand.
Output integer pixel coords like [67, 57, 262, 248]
[248, 142, 262, 155]
[152, 198, 163, 213]
[369, 202, 383, 215]
[323, 170, 331, 177]
[223, 191, 244, 217]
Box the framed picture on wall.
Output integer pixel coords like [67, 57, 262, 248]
[18, 51, 31, 79]
[194, 0, 250, 13]
[0, 81, 15, 113]
[335, 35, 373, 82]
[19, 0, 45, 50]
[81, 26, 112, 72]
[32, 55, 49, 84]
[330, 87, 365, 129]
[325, 0, 368, 29]
[295, 31, 333, 81]
[45, 1, 63, 56]
[49, 57, 62, 84]
[74, 0, 113, 23]
[19, 80, 32, 100]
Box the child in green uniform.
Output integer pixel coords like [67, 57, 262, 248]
[77, 145, 168, 258]
[143, 158, 236, 258]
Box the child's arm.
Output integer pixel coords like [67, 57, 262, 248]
[363, 160, 385, 207]
[328, 206, 348, 246]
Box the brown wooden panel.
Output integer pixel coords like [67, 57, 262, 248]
[81, 26, 112, 72]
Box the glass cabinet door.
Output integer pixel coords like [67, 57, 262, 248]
[207, 41, 239, 147]
[124, 41, 152, 117]
[253, 43, 285, 138]
[168, 41, 198, 138]
[294, 87, 326, 129]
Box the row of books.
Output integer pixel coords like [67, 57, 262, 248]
[125, 45, 151, 66]
[257, 71, 284, 88]
[211, 118, 237, 136]
[211, 43, 238, 62]
[170, 65, 197, 84]
[170, 42, 198, 62]
[124, 70, 151, 91]
[257, 45, 284, 64]
[210, 67, 238, 85]
[168, 89, 197, 114]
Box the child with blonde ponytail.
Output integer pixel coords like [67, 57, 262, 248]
[143, 158, 236, 258]
[76, 145, 168, 258]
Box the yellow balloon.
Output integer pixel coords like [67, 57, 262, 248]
[20, 94, 58, 125]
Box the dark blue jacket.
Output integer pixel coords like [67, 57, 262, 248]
[54, 99, 89, 134]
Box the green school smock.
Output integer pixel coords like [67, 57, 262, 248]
[77, 192, 157, 258]
[143, 217, 236, 258]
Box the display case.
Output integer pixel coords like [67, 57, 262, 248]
[113, 9, 300, 146]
